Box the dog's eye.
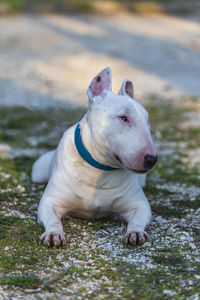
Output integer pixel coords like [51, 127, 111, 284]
[120, 116, 128, 122]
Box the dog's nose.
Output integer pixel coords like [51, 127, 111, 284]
[144, 154, 158, 170]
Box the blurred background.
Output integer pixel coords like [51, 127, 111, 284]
[0, 0, 200, 108]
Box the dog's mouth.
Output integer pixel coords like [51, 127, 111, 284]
[113, 154, 149, 174]
[131, 169, 148, 174]
[113, 154, 123, 165]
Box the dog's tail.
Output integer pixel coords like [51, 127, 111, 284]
[31, 150, 55, 183]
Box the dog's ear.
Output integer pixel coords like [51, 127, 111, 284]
[87, 67, 112, 100]
[118, 79, 134, 99]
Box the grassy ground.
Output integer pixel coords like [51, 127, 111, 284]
[0, 0, 198, 14]
[0, 95, 200, 299]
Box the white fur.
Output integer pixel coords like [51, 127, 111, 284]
[32, 67, 156, 247]
[32, 150, 55, 183]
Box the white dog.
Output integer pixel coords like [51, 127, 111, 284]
[32, 67, 157, 247]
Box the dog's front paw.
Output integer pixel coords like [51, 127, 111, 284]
[123, 231, 148, 246]
[40, 231, 66, 247]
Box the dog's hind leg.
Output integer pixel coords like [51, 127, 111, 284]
[32, 150, 55, 183]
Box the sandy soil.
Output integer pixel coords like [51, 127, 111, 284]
[0, 13, 199, 108]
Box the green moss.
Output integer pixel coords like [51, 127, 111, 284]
[0, 0, 94, 13]
[151, 204, 186, 218]
[0, 274, 42, 289]
[160, 126, 200, 148]
[146, 98, 200, 148]
[0, 214, 23, 226]
[148, 154, 200, 187]
[0, 106, 86, 148]
[0, 253, 38, 272]
[146, 98, 187, 125]
[152, 253, 186, 267]
[88, 218, 122, 231]
[173, 197, 199, 210]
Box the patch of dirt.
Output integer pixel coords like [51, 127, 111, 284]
[0, 13, 200, 108]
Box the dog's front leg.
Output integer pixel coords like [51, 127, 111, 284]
[38, 201, 66, 247]
[38, 183, 70, 247]
[38, 196, 67, 247]
[121, 198, 151, 246]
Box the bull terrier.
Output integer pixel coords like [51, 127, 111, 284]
[32, 67, 157, 247]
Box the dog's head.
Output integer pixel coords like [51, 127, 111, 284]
[86, 67, 157, 173]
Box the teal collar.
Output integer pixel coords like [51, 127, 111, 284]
[74, 123, 118, 171]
